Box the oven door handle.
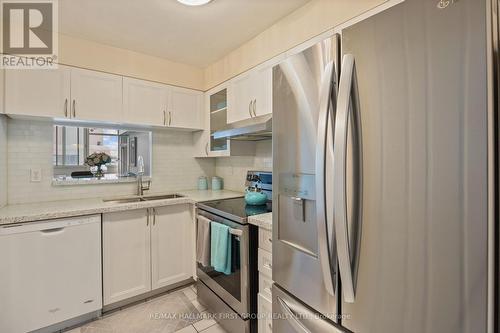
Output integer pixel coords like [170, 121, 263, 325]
[229, 228, 243, 236]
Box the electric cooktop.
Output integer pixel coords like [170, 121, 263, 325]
[197, 197, 271, 224]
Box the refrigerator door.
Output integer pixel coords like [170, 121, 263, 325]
[272, 285, 345, 333]
[272, 36, 339, 318]
[339, 0, 488, 332]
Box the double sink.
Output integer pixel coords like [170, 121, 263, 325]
[103, 193, 185, 205]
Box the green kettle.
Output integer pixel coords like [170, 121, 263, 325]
[245, 186, 268, 206]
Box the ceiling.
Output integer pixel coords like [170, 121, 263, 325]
[59, 0, 309, 68]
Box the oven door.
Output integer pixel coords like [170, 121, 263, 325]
[196, 208, 250, 317]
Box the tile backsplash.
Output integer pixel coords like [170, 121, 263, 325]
[7, 118, 215, 205]
[3, 117, 272, 205]
[0, 115, 7, 207]
[215, 140, 272, 191]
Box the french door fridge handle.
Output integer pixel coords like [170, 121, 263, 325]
[315, 60, 336, 297]
[277, 297, 312, 333]
[333, 54, 363, 303]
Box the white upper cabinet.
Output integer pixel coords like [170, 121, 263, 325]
[4, 65, 202, 129]
[228, 66, 272, 124]
[229, 72, 253, 124]
[252, 67, 272, 117]
[70, 68, 123, 123]
[167, 86, 203, 130]
[4, 66, 71, 118]
[123, 77, 167, 126]
[151, 204, 193, 289]
[123, 78, 202, 129]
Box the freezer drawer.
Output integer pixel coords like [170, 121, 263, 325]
[272, 285, 346, 333]
[0, 215, 102, 333]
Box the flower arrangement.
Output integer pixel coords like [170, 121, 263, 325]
[85, 152, 111, 177]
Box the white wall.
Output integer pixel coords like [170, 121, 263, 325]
[214, 141, 272, 192]
[59, 34, 205, 91]
[0, 115, 7, 207]
[204, 0, 389, 89]
[7, 118, 215, 205]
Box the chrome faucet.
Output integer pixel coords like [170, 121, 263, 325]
[136, 156, 150, 196]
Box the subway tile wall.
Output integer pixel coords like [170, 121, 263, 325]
[0, 115, 7, 207]
[7, 118, 215, 205]
[214, 140, 272, 191]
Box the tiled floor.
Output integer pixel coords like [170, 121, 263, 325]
[65, 284, 228, 333]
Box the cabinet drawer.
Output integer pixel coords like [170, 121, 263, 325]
[258, 293, 273, 333]
[259, 273, 273, 301]
[259, 228, 273, 253]
[258, 248, 272, 278]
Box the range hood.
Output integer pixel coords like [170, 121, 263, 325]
[212, 114, 272, 141]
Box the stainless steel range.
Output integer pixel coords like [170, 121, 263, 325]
[196, 171, 272, 333]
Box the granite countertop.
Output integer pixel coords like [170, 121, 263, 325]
[0, 190, 244, 226]
[248, 212, 272, 231]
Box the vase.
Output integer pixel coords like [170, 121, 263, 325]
[93, 165, 105, 178]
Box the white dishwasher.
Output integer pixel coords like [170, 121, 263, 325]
[0, 215, 102, 333]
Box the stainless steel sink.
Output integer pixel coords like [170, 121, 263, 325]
[103, 194, 185, 204]
[142, 194, 185, 201]
[103, 197, 145, 204]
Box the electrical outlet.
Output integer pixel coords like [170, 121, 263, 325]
[30, 168, 42, 182]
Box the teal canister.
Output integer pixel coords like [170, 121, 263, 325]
[198, 176, 208, 190]
[212, 176, 223, 191]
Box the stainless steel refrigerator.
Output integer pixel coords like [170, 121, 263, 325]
[272, 0, 494, 332]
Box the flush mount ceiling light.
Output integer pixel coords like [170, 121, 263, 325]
[177, 0, 213, 6]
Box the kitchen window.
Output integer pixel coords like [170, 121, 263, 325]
[52, 125, 152, 185]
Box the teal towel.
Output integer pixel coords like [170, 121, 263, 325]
[210, 222, 232, 275]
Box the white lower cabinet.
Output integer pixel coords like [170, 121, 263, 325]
[258, 293, 273, 333]
[257, 227, 273, 332]
[103, 209, 151, 305]
[103, 205, 193, 306]
[151, 205, 193, 289]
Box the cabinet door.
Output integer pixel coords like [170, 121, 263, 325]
[253, 67, 272, 117]
[168, 87, 203, 129]
[228, 73, 253, 124]
[4, 65, 71, 118]
[103, 209, 151, 305]
[151, 204, 193, 289]
[70, 68, 123, 122]
[258, 293, 273, 333]
[123, 77, 167, 126]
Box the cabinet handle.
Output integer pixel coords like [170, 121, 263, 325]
[248, 101, 253, 117]
[205, 142, 209, 156]
[40, 227, 65, 234]
[268, 323, 273, 331]
[163, 110, 166, 126]
[64, 99, 68, 117]
[253, 99, 257, 117]
[72, 100, 76, 118]
[169, 111, 172, 126]
[153, 208, 156, 226]
[147, 210, 150, 226]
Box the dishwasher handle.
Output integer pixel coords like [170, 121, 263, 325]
[40, 227, 65, 234]
[0, 215, 101, 236]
